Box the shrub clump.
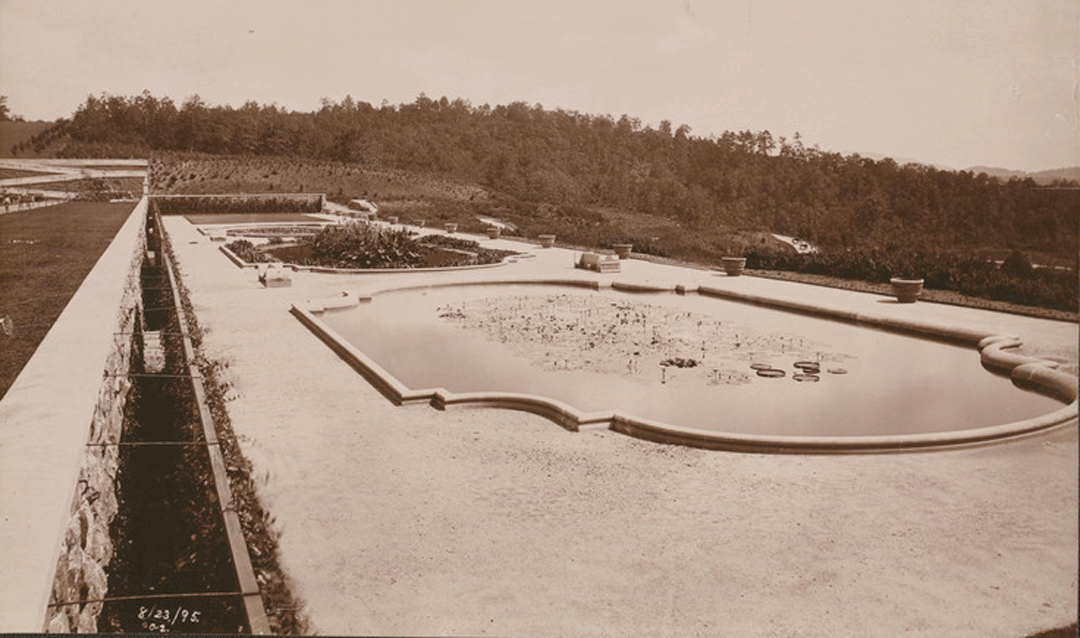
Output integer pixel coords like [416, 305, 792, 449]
[224, 239, 277, 264]
[229, 223, 519, 269]
[308, 222, 424, 269]
[744, 247, 1078, 312]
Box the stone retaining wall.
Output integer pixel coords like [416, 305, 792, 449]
[43, 209, 148, 633]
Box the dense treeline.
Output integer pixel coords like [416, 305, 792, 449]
[746, 247, 1076, 312]
[18, 91, 1080, 264]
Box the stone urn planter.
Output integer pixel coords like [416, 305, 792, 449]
[444, 222, 458, 233]
[612, 243, 633, 259]
[889, 277, 924, 303]
[486, 226, 502, 239]
[721, 256, 747, 276]
[387, 216, 399, 225]
[538, 234, 556, 248]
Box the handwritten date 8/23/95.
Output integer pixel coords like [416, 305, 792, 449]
[137, 604, 202, 632]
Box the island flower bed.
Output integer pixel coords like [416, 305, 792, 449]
[226, 222, 516, 269]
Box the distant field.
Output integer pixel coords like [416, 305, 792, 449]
[0, 201, 135, 398]
[0, 167, 61, 180]
[185, 213, 325, 225]
[22, 177, 145, 193]
[67, 164, 148, 171]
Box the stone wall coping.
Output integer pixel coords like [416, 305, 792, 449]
[0, 198, 146, 631]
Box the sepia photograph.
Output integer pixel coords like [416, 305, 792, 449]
[0, 0, 1077, 635]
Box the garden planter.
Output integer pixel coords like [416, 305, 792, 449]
[721, 256, 746, 276]
[539, 234, 556, 248]
[387, 216, 399, 225]
[487, 227, 502, 239]
[890, 277, 924, 303]
[259, 263, 292, 288]
[444, 222, 458, 233]
[613, 243, 633, 259]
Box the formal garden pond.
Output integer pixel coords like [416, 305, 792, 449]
[319, 284, 1062, 437]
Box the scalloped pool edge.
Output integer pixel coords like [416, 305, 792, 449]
[290, 281, 1077, 454]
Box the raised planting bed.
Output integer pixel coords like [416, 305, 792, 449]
[228, 223, 518, 270]
[262, 241, 510, 269]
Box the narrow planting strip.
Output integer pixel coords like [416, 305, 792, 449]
[160, 215, 309, 635]
[158, 214, 271, 634]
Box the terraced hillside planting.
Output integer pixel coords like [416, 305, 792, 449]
[25, 177, 144, 197]
[0, 120, 59, 157]
[150, 153, 488, 202]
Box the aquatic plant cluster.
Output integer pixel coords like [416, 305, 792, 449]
[437, 293, 851, 387]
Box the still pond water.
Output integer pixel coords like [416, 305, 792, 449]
[320, 284, 1061, 437]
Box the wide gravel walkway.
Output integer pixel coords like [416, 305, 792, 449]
[165, 216, 1077, 637]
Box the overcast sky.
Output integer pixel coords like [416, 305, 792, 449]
[1, 0, 1076, 171]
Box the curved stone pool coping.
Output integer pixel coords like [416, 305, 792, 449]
[290, 279, 1078, 454]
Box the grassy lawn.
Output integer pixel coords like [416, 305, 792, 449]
[0, 167, 62, 180]
[23, 177, 145, 193]
[0, 201, 135, 398]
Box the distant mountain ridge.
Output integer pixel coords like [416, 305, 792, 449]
[966, 165, 1080, 185]
[854, 151, 1078, 185]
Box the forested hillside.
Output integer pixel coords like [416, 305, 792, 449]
[18, 92, 1079, 258]
[13, 92, 1079, 311]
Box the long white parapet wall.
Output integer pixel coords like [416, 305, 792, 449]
[0, 198, 147, 631]
[292, 280, 1077, 454]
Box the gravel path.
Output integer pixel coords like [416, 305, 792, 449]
[166, 217, 1077, 637]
